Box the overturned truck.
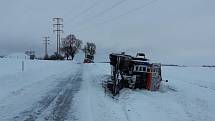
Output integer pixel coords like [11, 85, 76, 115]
[107, 53, 162, 95]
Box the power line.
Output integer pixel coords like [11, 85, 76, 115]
[74, 0, 159, 32]
[68, 0, 102, 23]
[92, 0, 129, 19]
[53, 18, 63, 55]
[72, 0, 129, 28]
[101, 0, 158, 24]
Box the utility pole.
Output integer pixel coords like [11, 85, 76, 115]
[43, 36, 50, 57]
[53, 18, 63, 55]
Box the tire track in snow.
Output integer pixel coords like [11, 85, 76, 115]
[122, 105, 130, 121]
[44, 72, 82, 121]
[193, 83, 215, 91]
[13, 68, 83, 121]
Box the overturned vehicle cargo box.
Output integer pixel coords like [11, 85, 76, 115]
[107, 53, 162, 95]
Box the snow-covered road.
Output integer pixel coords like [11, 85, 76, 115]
[14, 69, 82, 121]
[0, 59, 215, 121]
[0, 59, 83, 121]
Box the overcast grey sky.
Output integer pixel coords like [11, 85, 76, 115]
[0, 0, 214, 65]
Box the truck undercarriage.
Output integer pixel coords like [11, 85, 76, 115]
[106, 53, 162, 95]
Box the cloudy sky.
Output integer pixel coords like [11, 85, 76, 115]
[0, 0, 214, 65]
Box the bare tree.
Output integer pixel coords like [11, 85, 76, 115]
[61, 34, 82, 60]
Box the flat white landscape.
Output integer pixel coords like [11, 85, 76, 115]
[0, 58, 214, 121]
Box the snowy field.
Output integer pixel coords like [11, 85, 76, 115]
[0, 58, 215, 121]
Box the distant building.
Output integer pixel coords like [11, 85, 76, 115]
[25, 51, 35, 60]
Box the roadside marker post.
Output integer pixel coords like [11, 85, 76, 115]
[22, 61, 24, 72]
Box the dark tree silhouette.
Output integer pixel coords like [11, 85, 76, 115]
[83, 42, 96, 60]
[61, 34, 82, 60]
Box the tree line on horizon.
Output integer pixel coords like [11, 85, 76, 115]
[44, 34, 96, 61]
